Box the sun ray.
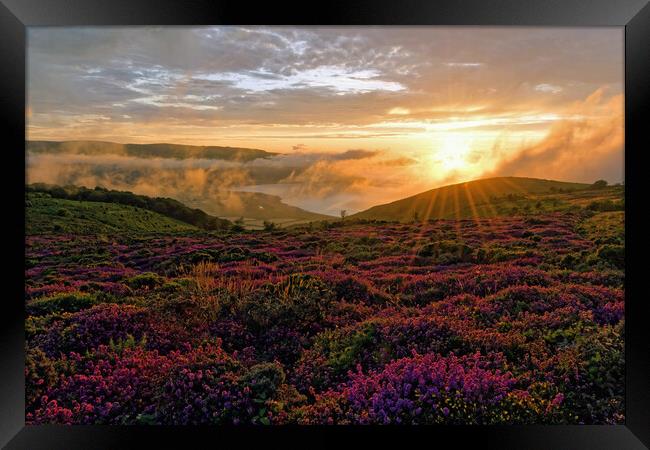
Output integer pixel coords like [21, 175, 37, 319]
[422, 189, 440, 223]
[452, 185, 463, 241]
[471, 182, 502, 237]
[500, 177, 530, 197]
[463, 183, 485, 234]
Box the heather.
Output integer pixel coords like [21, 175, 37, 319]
[25, 209, 624, 424]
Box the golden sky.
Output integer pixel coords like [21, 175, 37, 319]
[27, 27, 624, 215]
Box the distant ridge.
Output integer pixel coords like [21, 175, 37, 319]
[182, 192, 334, 222]
[27, 140, 279, 162]
[351, 176, 590, 222]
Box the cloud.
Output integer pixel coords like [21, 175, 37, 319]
[329, 149, 379, 160]
[193, 66, 405, 94]
[534, 83, 563, 94]
[444, 62, 484, 68]
[27, 27, 623, 146]
[388, 107, 410, 115]
[380, 157, 418, 167]
[489, 89, 624, 183]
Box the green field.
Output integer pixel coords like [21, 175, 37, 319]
[26, 193, 199, 234]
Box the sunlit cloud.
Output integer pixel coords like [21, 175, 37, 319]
[444, 62, 484, 68]
[193, 66, 405, 94]
[388, 107, 411, 115]
[370, 113, 569, 133]
[534, 83, 563, 94]
[490, 89, 623, 183]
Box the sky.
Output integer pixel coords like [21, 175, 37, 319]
[27, 26, 624, 215]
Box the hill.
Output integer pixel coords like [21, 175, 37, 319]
[26, 193, 200, 235]
[26, 184, 231, 231]
[181, 191, 334, 226]
[350, 177, 607, 222]
[27, 140, 278, 162]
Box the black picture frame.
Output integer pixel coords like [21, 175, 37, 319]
[1, 1, 648, 448]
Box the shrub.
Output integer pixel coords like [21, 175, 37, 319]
[125, 272, 163, 290]
[241, 274, 333, 332]
[562, 322, 625, 423]
[153, 346, 249, 425]
[297, 352, 563, 425]
[154, 348, 290, 425]
[36, 304, 149, 356]
[29, 346, 174, 425]
[416, 240, 473, 263]
[25, 347, 59, 410]
[240, 362, 286, 402]
[26, 292, 98, 316]
[332, 276, 372, 303]
[596, 244, 624, 269]
[36, 304, 187, 356]
[586, 200, 623, 212]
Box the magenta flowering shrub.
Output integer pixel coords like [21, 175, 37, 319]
[27, 342, 297, 425]
[155, 359, 291, 425]
[151, 343, 251, 425]
[34, 304, 148, 356]
[296, 352, 564, 425]
[34, 303, 193, 356]
[25, 211, 624, 424]
[208, 319, 256, 353]
[28, 346, 172, 424]
[341, 352, 515, 424]
[155, 365, 253, 425]
[402, 265, 554, 305]
[292, 315, 463, 394]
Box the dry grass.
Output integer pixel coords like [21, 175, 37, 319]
[191, 260, 221, 293]
[185, 261, 258, 321]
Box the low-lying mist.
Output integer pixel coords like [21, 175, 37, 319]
[25, 148, 426, 217]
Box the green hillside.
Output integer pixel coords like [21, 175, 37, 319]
[27, 140, 278, 162]
[27, 184, 231, 231]
[26, 193, 199, 235]
[351, 177, 600, 222]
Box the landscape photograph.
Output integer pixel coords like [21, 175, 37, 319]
[25, 26, 624, 425]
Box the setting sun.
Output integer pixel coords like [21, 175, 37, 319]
[436, 133, 474, 171]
